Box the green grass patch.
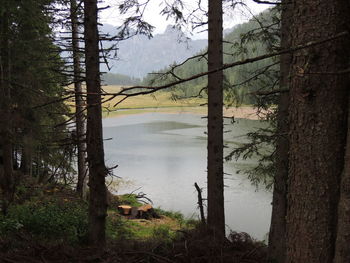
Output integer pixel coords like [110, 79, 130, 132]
[99, 86, 207, 117]
[154, 208, 184, 223]
[106, 210, 179, 243]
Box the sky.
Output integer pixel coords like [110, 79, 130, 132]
[99, 0, 271, 39]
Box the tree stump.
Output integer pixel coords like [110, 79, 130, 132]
[117, 204, 160, 219]
[137, 204, 160, 219]
[118, 205, 132, 215]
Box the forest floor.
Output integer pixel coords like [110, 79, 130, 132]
[0, 181, 268, 262]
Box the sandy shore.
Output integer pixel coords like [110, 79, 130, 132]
[103, 106, 261, 120]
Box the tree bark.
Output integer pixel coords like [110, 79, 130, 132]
[207, 0, 225, 239]
[268, 95, 289, 263]
[286, 0, 350, 262]
[71, 0, 87, 198]
[84, 0, 107, 247]
[334, 37, 350, 262]
[0, 1, 14, 215]
[334, 97, 350, 263]
[268, 2, 291, 262]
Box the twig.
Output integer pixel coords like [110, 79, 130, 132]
[252, 88, 289, 96]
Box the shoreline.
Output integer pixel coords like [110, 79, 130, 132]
[103, 106, 261, 120]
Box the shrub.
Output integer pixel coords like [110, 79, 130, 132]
[106, 214, 136, 240]
[3, 197, 88, 244]
[152, 225, 172, 239]
[0, 216, 23, 233]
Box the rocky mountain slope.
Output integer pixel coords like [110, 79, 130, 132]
[101, 24, 207, 78]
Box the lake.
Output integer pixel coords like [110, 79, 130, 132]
[103, 112, 272, 241]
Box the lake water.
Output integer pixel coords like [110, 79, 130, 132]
[103, 112, 272, 241]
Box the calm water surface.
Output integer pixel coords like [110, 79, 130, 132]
[103, 112, 272, 240]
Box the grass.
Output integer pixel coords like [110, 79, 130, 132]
[99, 85, 207, 117]
[102, 85, 205, 107]
[106, 209, 187, 242]
[106, 192, 199, 242]
[105, 193, 197, 241]
[65, 84, 207, 117]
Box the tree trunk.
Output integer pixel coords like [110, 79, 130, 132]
[84, 0, 107, 247]
[207, 0, 225, 239]
[71, 0, 87, 198]
[334, 59, 350, 262]
[286, 0, 350, 262]
[20, 132, 33, 177]
[0, 1, 14, 215]
[268, 2, 291, 262]
[268, 95, 289, 263]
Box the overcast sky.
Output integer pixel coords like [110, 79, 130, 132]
[99, 0, 271, 39]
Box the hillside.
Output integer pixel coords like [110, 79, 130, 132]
[101, 24, 207, 78]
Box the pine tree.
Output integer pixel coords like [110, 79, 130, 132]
[207, 0, 225, 238]
[70, 0, 87, 198]
[84, 0, 108, 247]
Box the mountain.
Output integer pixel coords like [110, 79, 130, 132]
[100, 24, 207, 79]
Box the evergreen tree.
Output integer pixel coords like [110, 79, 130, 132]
[207, 0, 225, 238]
[70, 0, 87, 198]
[0, 0, 73, 212]
[84, 0, 108, 247]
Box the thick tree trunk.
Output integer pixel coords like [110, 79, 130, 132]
[84, 0, 107, 247]
[207, 0, 225, 239]
[268, 2, 291, 262]
[286, 0, 350, 262]
[0, 2, 14, 215]
[71, 0, 87, 198]
[334, 77, 350, 262]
